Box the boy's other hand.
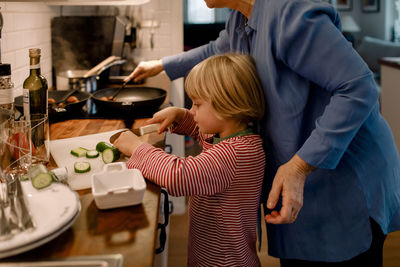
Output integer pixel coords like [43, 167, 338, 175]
[113, 131, 143, 156]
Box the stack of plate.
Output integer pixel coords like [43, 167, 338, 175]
[0, 181, 81, 258]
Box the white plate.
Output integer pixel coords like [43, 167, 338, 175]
[0, 207, 80, 259]
[0, 181, 81, 258]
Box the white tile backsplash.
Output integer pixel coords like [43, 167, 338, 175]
[1, 51, 15, 69]
[15, 49, 27, 69]
[4, 2, 51, 13]
[1, 2, 56, 93]
[1, 12, 15, 33]
[1, 1, 183, 96]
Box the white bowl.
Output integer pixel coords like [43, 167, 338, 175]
[91, 162, 146, 209]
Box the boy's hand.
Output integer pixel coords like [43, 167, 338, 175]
[146, 107, 186, 133]
[113, 131, 143, 156]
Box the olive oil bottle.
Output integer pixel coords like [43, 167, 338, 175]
[23, 48, 50, 164]
[23, 48, 48, 120]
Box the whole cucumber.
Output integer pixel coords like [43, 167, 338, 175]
[96, 141, 113, 152]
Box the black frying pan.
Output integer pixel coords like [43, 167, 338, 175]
[15, 90, 91, 117]
[91, 87, 167, 113]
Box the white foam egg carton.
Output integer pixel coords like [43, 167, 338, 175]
[91, 162, 146, 209]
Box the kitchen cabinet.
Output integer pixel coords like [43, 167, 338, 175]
[379, 57, 400, 152]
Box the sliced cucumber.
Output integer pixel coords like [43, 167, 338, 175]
[20, 174, 29, 181]
[32, 172, 53, 189]
[71, 147, 88, 157]
[86, 150, 100, 158]
[74, 161, 91, 173]
[96, 141, 113, 152]
[102, 147, 120, 164]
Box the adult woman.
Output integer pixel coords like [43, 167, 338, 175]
[126, 0, 400, 266]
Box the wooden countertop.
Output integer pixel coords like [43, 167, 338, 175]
[2, 118, 164, 267]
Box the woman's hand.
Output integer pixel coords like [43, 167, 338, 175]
[265, 154, 315, 224]
[113, 131, 143, 157]
[146, 107, 186, 133]
[124, 59, 164, 83]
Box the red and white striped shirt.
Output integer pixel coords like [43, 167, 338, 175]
[126, 111, 266, 267]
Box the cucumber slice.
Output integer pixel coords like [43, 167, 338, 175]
[102, 147, 121, 164]
[96, 141, 113, 152]
[32, 172, 53, 189]
[74, 162, 91, 173]
[71, 147, 88, 157]
[86, 150, 100, 158]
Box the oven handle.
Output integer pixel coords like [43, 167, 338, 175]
[155, 188, 171, 254]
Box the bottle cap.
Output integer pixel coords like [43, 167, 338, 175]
[0, 64, 11, 76]
[29, 48, 41, 58]
[50, 166, 69, 185]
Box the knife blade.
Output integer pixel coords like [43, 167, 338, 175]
[109, 123, 160, 144]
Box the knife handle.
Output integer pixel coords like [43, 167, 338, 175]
[138, 123, 160, 136]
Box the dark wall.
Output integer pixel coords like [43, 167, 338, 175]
[183, 23, 225, 108]
[184, 23, 225, 51]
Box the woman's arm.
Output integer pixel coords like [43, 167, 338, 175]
[276, 2, 379, 169]
[265, 1, 378, 224]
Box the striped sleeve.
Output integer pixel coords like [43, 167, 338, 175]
[170, 109, 199, 139]
[126, 142, 238, 197]
[171, 109, 213, 146]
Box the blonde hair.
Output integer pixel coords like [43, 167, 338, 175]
[185, 53, 265, 123]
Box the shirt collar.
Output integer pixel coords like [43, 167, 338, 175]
[235, 0, 259, 36]
[247, 0, 261, 30]
[213, 128, 254, 144]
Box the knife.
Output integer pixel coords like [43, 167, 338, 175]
[109, 123, 161, 144]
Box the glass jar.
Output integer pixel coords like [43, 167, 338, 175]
[0, 63, 14, 112]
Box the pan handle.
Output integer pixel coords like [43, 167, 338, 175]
[96, 59, 127, 79]
[121, 102, 135, 107]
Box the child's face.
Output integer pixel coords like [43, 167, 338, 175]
[189, 98, 224, 135]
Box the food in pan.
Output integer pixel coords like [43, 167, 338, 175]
[99, 96, 117, 102]
[67, 96, 79, 103]
[48, 95, 79, 107]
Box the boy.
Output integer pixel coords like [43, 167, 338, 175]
[114, 54, 265, 267]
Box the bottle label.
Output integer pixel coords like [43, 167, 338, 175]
[30, 64, 40, 69]
[23, 88, 30, 120]
[0, 88, 14, 104]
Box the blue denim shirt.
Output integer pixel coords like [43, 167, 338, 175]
[163, 0, 400, 262]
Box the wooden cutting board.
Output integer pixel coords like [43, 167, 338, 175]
[49, 130, 128, 190]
